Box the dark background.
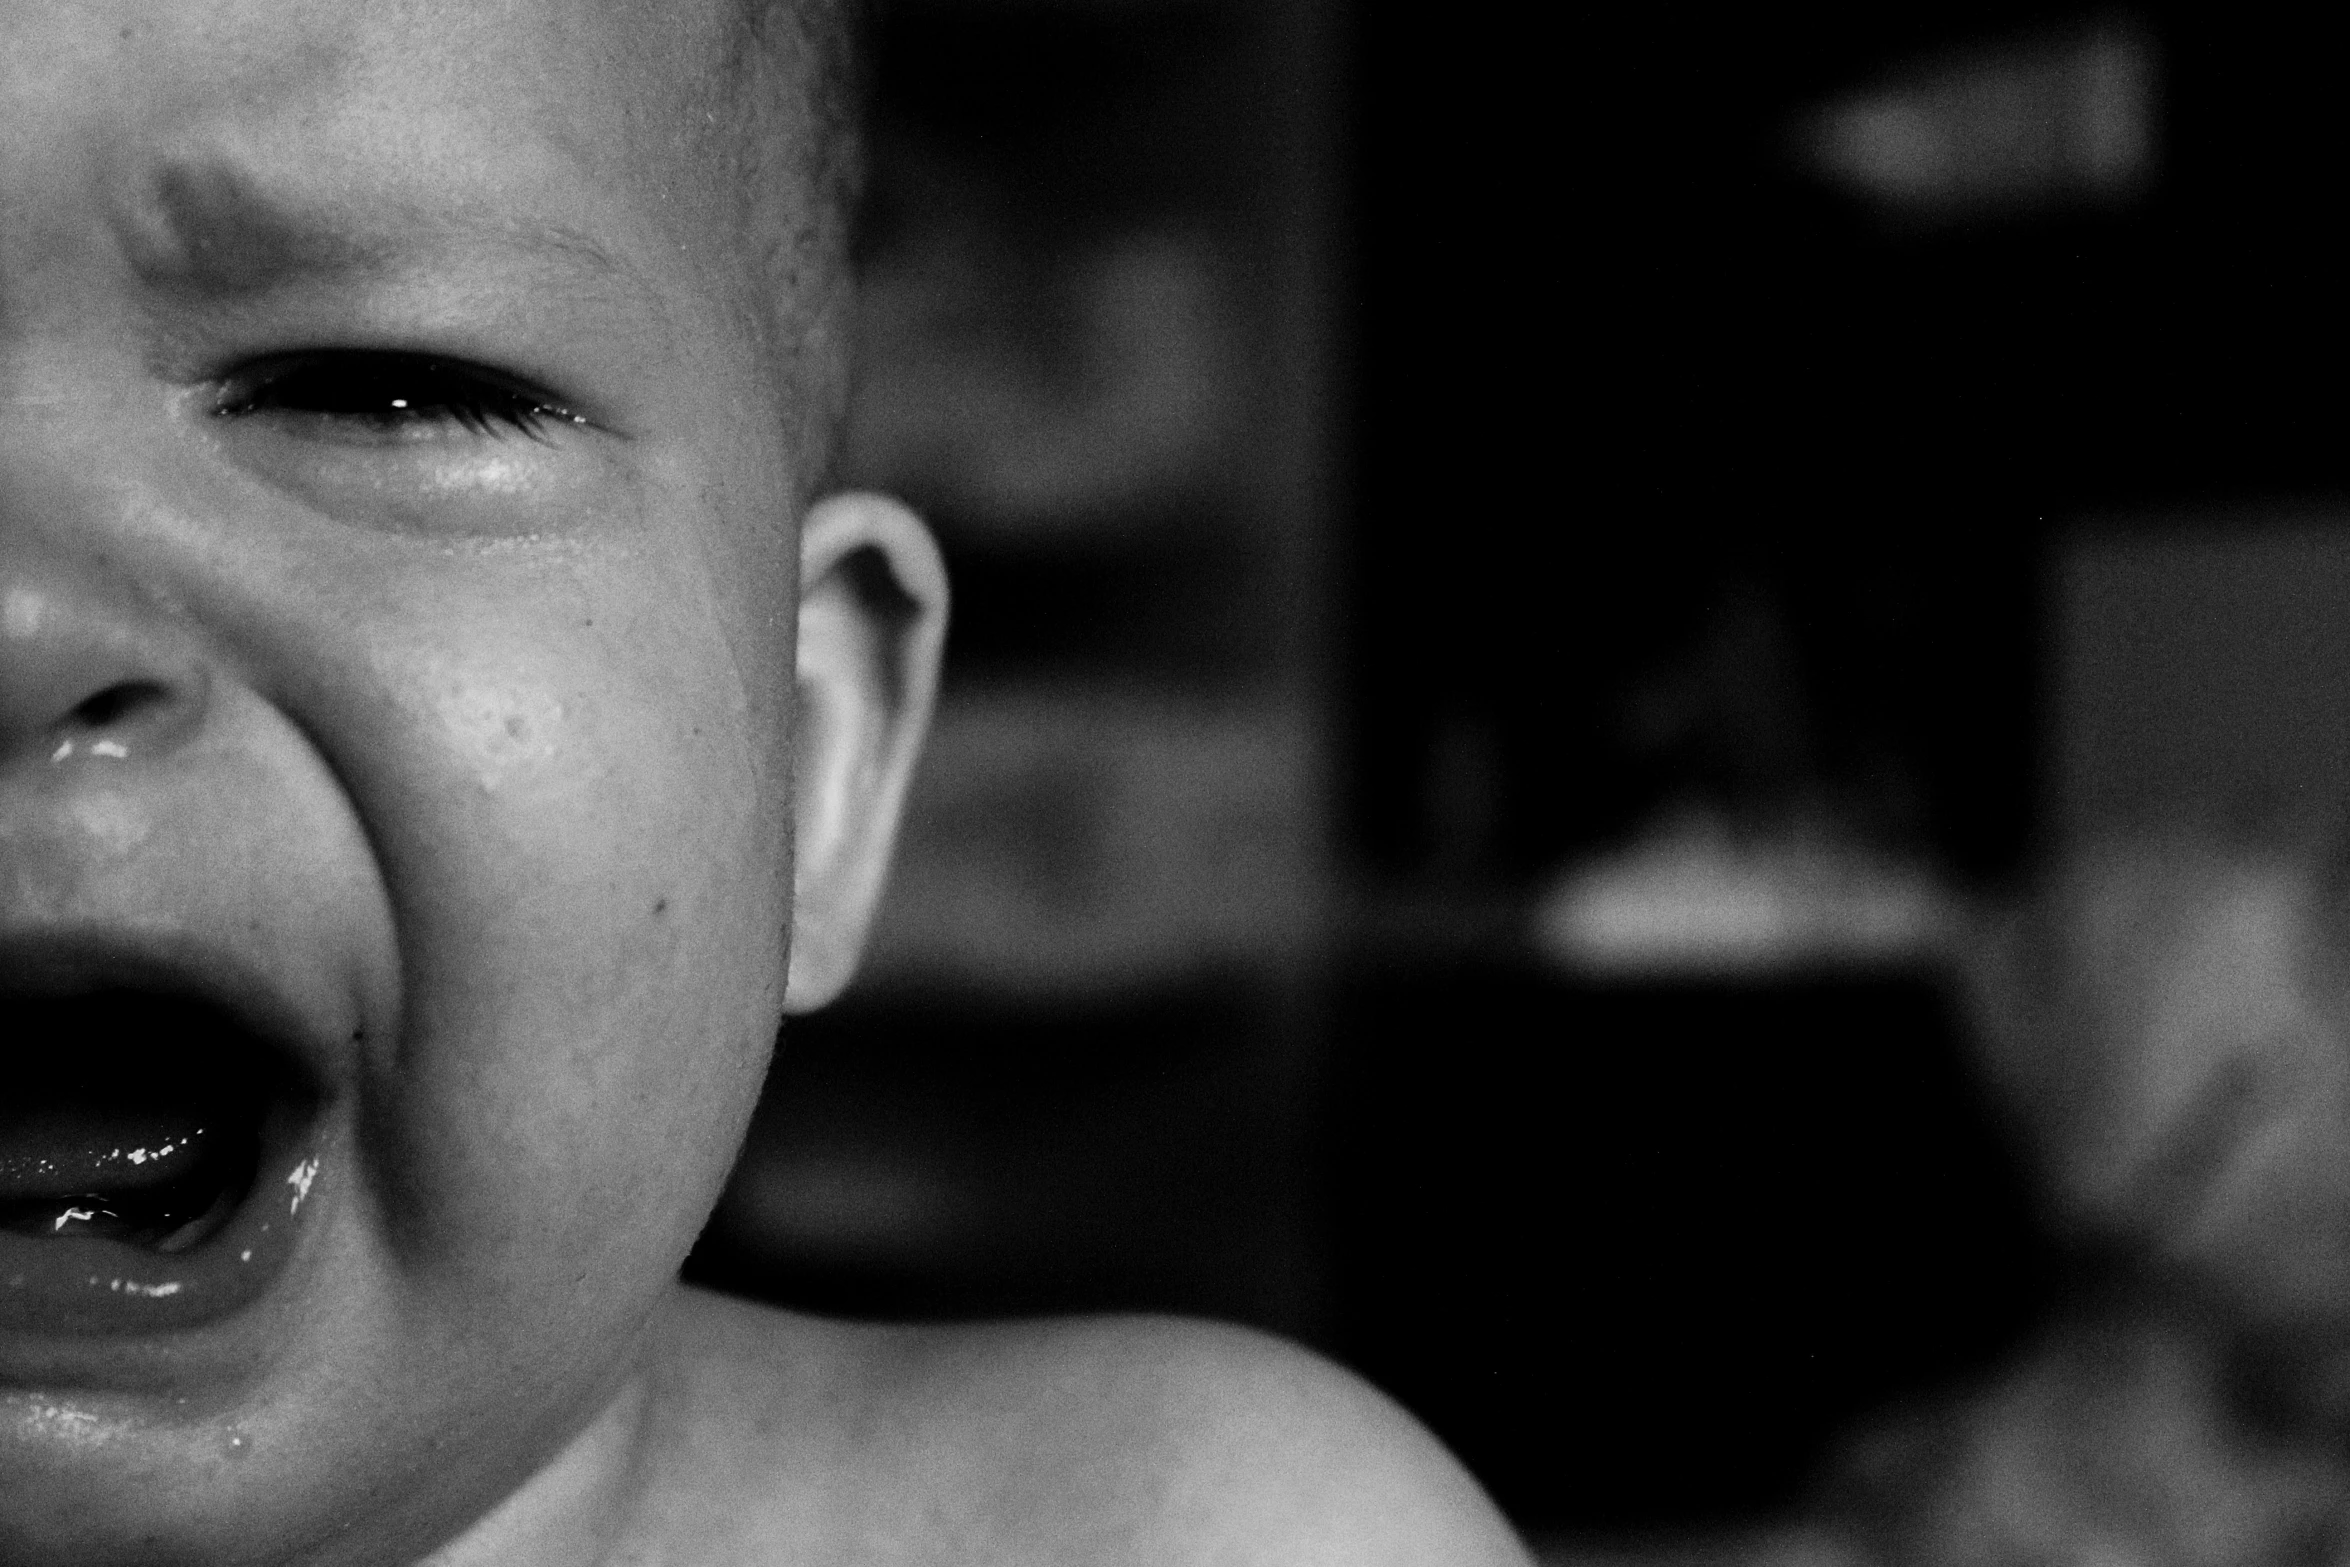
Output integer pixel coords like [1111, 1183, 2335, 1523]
[689, 2, 2350, 1543]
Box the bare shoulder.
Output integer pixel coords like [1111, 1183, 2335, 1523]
[867, 1310, 1534, 1566]
[637, 1285, 1531, 1567]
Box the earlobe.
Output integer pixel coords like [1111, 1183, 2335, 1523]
[785, 491, 948, 1013]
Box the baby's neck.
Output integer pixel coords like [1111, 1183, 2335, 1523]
[416, 1366, 654, 1567]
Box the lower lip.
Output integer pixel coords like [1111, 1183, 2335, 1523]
[0, 1106, 324, 1338]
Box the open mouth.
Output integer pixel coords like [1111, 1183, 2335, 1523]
[0, 990, 324, 1336]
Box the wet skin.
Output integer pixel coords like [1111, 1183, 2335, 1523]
[0, 0, 866, 1560]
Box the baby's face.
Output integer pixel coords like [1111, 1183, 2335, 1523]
[0, 1, 880, 1559]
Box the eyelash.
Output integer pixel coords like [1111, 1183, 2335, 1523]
[214, 352, 589, 440]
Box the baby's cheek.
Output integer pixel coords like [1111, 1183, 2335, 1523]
[406, 611, 769, 962]
[424, 663, 571, 797]
[365, 566, 781, 1248]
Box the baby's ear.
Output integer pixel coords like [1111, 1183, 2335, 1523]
[786, 492, 948, 1012]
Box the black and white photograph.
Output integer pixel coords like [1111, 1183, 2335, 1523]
[4, 2, 2348, 1563]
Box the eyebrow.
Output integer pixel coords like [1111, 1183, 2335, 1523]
[124, 160, 633, 302]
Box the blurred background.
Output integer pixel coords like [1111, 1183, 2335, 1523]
[685, 3, 2350, 1560]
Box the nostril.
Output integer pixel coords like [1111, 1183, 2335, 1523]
[0, 560, 216, 768]
[43, 672, 207, 766]
[69, 681, 175, 731]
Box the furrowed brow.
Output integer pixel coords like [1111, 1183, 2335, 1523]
[124, 160, 631, 301]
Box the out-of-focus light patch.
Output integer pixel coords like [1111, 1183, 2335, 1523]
[1533, 817, 1957, 980]
[862, 688, 1316, 997]
[1803, 20, 2156, 219]
[845, 231, 1241, 539]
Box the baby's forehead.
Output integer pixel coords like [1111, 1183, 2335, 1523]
[10, 0, 842, 508]
[41, 0, 767, 302]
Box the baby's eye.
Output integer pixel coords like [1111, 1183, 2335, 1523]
[214, 352, 588, 441]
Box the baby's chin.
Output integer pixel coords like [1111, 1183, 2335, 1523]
[0, 922, 393, 1562]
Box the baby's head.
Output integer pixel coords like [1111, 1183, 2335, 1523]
[0, 1, 943, 1560]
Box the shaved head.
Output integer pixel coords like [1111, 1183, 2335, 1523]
[713, 0, 873, 494]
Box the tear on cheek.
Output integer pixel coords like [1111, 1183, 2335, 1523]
[435, 682, 569, 794]
[416, 450, 544, 500]
[224, 433, 607, 542]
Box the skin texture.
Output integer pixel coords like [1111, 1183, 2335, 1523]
[0, 1, 1529, 1562]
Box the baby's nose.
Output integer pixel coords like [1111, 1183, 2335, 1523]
[0, 547, 210, 773]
